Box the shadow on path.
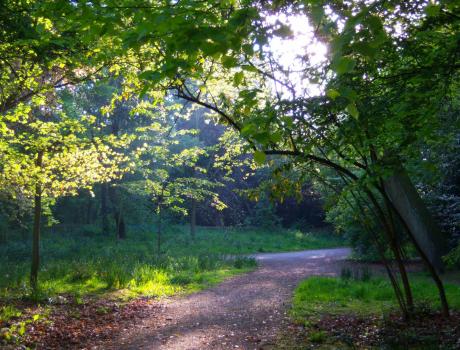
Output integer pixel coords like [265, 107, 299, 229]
[102, 248, 351, 350]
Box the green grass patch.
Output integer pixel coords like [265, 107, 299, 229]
[0, 225, 339, 302]
[159, 226, 343, 255]
[292, 275, 460, 320]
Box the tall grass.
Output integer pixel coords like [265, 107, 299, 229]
[0, 225, 340, 301]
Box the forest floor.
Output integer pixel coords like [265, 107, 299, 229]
[3, 245, 459, 349]
[95, 248, 351, 350]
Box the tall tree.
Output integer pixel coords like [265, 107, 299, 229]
[118, 0, 458, 316]
[0, 92, 128, 289]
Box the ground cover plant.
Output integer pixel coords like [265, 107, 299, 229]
[284, 269, 460, 349]
[0, 225, 341, 347]
[0, 225, 341, 301]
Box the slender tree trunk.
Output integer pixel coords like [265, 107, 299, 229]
[108, 185, 126, 240]
[114, 211, 120, 239]
[353, 184, 413, 318]
[30, 151, 43, 291]
[190, 199, 196, 240]
[218, 211, 225, 227]
[86, 196, 93, 225]
[101, 183, 110, 234]
[309, 169, 412, 317]
[383, 191, 414, 313]
[118, 211, 126, 240]
[349, 188, 410, 317]
[157, 203, 162, 254]
[390, 238, 414, 313]
[114, 210, 126, 240]
[392, 205, 450, 317]
[381, 180, 450, 316]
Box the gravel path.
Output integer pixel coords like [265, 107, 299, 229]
[105, 248, 351, 350]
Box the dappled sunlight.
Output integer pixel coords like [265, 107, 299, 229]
[0, 0, 457, 348]
[105, 248, 347, 349]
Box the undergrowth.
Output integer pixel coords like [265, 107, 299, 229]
[292, 275, 460, 319]
[0, 225, 341, 302]
[286, 272, 460, 349]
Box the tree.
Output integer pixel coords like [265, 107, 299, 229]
[128, 100, 226, 252]
[3, 0, 457, 317]
[116, 0, 458, 316]
[0, 91, 129, 289]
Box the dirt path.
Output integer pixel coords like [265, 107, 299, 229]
[102, 248, 351, 350]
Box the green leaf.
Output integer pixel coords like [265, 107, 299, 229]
[326, 89, 340, 100]
[353, 42, 377, 58]
[253, 132, 271, 144]
[282, 116, 294, 128]
[138, 70, 162, 82]
[233, 71, 244, 86]
[222, 56, 238, 68]
[139, 84, 149, 98]
[333, 56, 356, 75]
[241, 123, 256, 136]
[369, 32, 387, 48]
[270, 131, 283, 143]
[311, 5, 325, 24]
[241, 65, 258, 73]
[339, 87, 357, 102]
[346, 103, 359, 119]
[242, 44, 254, 55]
[254, 150, 266, 165]
[425, 4, 441, 17]
[366, 16, 384, 33]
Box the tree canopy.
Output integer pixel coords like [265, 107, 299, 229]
[0, 0, 459, 319]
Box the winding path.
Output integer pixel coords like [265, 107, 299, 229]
[104, 248, 350, 350]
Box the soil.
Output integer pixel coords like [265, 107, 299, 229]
[97, 248, 351, 350]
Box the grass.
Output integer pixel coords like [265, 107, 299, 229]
[291, 273, 460, 321]
[157, 225, 344, 255]
[0, 225, 341, 302]
[283, 273, 460, 349]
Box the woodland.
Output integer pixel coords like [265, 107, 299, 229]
[0, 0, 460, 349]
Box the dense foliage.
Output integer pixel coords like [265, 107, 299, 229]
[0, 0, 459, 337]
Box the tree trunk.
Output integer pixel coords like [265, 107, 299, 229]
[190, 199, 196, 240]
[319, 174, 411, 317]
[118, 212, 126, 240]
[30, 151, 43, 291]
[86, 196, 93, 225]
[108, 185, 126, 240]
[394, 206, 451, 317]
[383, 165, 447, 272]
[114, 210, 126, 240]
[157, 203, 162, 254]
[101, 183, 110, 234]
[362, 187, 413, 317]
[382, 192, 414, 313]
[218, 211, 225, 227]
